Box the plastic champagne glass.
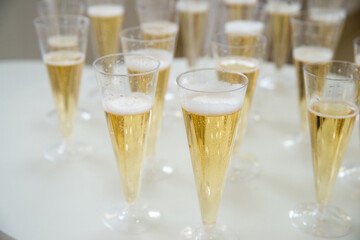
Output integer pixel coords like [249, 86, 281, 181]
[177, 68, 248, 239]
[34, 15, 90, 162]
[289, 61, 360, 237]
[93, 53, 161, 233]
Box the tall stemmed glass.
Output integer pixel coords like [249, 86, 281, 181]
[263, 0, 302, 90]
[339, 36, 360, 197]
[34, 15, 90, 162]
[86, 0, 126, 59]
[37, 0, 91, 124]
[289, 61, 360, 237]
[176, 0, 215, 68]
[177, 68, 248, 239]
[212, 33, 266, 181]
[93, 53, 160, 233]
[120, 26, 177, 180]
[286, 13, 343, 148]
[135, 0, 180, 118]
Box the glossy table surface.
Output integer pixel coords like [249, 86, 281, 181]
[0, 59, 359, 240]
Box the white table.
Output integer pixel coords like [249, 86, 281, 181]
[0, 59, 359, 240]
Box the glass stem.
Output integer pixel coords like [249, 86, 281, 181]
[124, 201, 137, 217]
[203, 224, 216, 237]
[58, 137, 73, 157]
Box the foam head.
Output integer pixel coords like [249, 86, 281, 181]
[131, 49, 172, 70]
[176, 1, 209, 13]
[142, 21, 178, 36]
[103, 93, 153, 115]
[87, 4, 124, 17]
[225, 20, 264, 35]
[294, 46, 333, 62]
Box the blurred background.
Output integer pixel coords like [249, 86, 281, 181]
[0, 0, 359, 63]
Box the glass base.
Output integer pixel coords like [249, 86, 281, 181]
[228, 152, 260, 182]
[44, 141, 93, 162]
[142, 158, 174, 181]
[180, 225, 238, 240]
[289, 202, 352, 238]
[103, 205, 161, 234]
[45, 107, 91, 125]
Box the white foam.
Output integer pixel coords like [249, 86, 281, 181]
[87, 4, 124, 17]
[224, 0, 257, 5]
[44, 51, 84, 66]
[48, 35, 78, 48]
[125, 55, 159, 72]
[142, 21, 178, 36]
[294, 46, 333, 62]
[176, 1, 209, 13]
[266, 2, 301, 14]
[130, 49, 172, 70]
[225, 20, 264, 35]
[182, 91, 243, 115]
[103, 93, 153, 115]
[219, 56, 260, 73]
[310, 8, 346, 23]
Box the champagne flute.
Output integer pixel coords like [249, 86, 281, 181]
[34, 15, 90, 162]
[263, 0, 302, 90]
[285, 12, 343, 148]
[177, 68, 248, 239]
[86, 0, 125, 59]
[37, 0, 92, 124]
[176, 0, 215, 68]
[289, 61, 360, 237]
[338, 36, 360, 197]
[212, 33, 266, 181]
[135, 0, 180, 119]
[93, 53, 160, 233]
[120, 26, 177, 180]
[85, 0, 126, 102]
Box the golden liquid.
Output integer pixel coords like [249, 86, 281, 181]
[45, 51, 84, 139]
[141, 21, 178, 50]
[293, 47, 333, 132]
[177, 1, 208, 67]
[88, 4, 124, 57]
[48, 35, 78, 51]
[182, 108, 240, 225]
[126, 49, 172, 159]
[356, 54, 360, 65]
[309, 100, 358, 205]
[224, 0, 257, 21]
[266, 3, 300, 69]
[105, 104, 151, 204]
[217, 57, 259, 154]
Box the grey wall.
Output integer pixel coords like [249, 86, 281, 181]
[0, 0, 139, 63]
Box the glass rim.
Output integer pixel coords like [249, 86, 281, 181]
[136, 0, 176, 11]
[303, 60, 360, 81]
[119, 25, 178, 44]
[291, 11, 345, 26]
[37, 0, 85, 8]
[92, 53, 161, 77]
[33, 14, 89, 27]
[212, 32, 266, 49]
[176, 67, 249, 94]
[354, 36, 360, 46]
